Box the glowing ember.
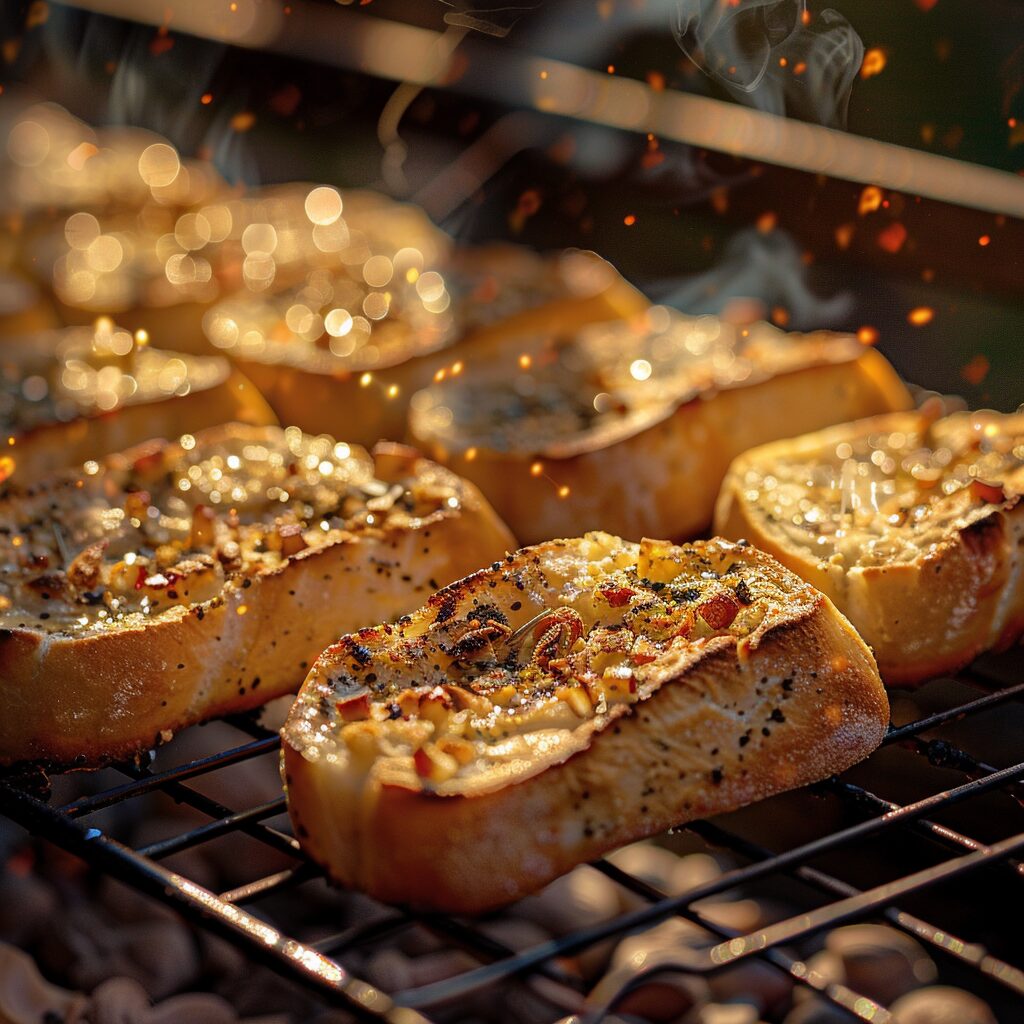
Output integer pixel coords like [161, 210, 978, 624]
[857, 326, 879, 346]
[530, 462, 543, 477]
[0, 456, 15, 484]
[756, 212, 777, 233]
[978, 235, 991, 247]
[623, 214, 636, 226]
[877, 222, 907, 253]
[962, 355, 991, 385]
[858, 186, 883, 215]
[908, 307, 934, 326]
[860, 49, 887, 79]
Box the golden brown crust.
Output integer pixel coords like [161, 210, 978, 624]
[714, 410, 1024, 685]
[410, 340, 911, 545]
[283, 534, 887, 913]
[0, 427, 516, 767]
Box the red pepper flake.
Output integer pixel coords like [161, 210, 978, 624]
[970, 479, 1006, 505]
[600, 585, 635, 607]
[336, 693, 371, 722]
[413, 747, 433, 778]
[630, 652, 657, 666]
[134, 566, 149, 590]
[698, 593, 740, 630]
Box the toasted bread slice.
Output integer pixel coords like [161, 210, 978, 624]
[0, 320, 275, 484]
[283, 533, 887, 913]
[0, 424, 515, 766]
[407, 307, 911, 545]
[714, 409, 1024, 684]
[205, 246, 646, 448]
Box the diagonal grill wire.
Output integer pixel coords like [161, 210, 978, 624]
[882, 679, 1024, 745]
[0, 779, 427, 1024]
[689, 818, 1024, 995]
[61, 735, 282, 817]
[220, 863, 320, 904]
[136, 797, 289, 859]
[824, 776, 1024, 877]
[585, 859, 891, 1024]
[390, 761, 1024, 1009]
[116, 760, 300, 860]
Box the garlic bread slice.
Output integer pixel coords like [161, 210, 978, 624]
[715, 409, 1024, 684]
[0, 424, 515, 766]
[283, 533, 887, 913]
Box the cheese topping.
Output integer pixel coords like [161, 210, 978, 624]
[0, 426, 463, 634]
[289, 537, 815, 795]
[738, 412, 1024, 569]
[412, 307, 865, 454]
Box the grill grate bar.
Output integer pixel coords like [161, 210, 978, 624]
[135, 796, 290, 859]
[122, 764, 301, 860]
[825, 776, 1024, 876]
[691, 820, 1024, 996]
[883, 679, 1024, 744]
[62, 736, 281, 817]
[219, 863, 319, 904]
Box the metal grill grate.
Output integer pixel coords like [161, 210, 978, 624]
[1, 656, 1022, 1024]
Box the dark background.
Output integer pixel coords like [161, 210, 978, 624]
[1, 0, 1022, 409]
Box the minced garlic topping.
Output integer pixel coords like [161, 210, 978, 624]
[739, 412, 1024, 569]
[412, 307, 864, 454]
[292, 537, 812, 792]
[0, 426, 461, 634]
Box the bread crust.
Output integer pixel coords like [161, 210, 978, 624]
[0, 428, 516, 766]
[410, 337, 911, 545]
[714, 411, 1024, 684]
[283, 534, 887, 913]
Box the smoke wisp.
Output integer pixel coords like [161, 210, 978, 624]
[674, 0, 864, 128]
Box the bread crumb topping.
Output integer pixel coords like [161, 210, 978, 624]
[412, 307, 865, 454]
[0, 425, 463, 634]
[290, 536, 816, 793]
[738, 411, 1024, 569]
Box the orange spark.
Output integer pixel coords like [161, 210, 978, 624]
[0, 456, 14, 484]
[231, 111, 256, 132]
[530, 462, 543, 477]
[978, 234, 991, 246]
[834, 223, 855, 250]
[860, 49, 887, 79]
[557, 486, 570, 499]
[646, 71, 665, 92]
[857, 326, 879, 346]
[908, 307, 934, 326]
[201, 93, 213, 105]
[792, 62, 807, 76]
[623, 214, 637, 226]
[518, 354, 532, 370]
[858, 185, 883, 215]
[607, 65, 615, 74]
[756, 211, 777, 233]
